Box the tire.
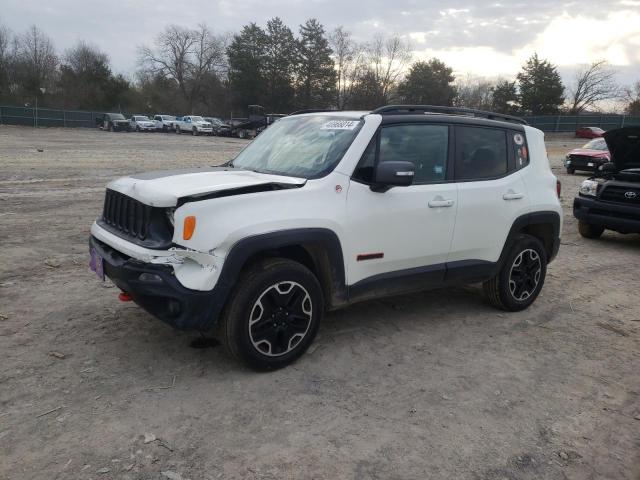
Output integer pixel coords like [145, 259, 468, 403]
[162, 125, 168, 133]
[578, 221, 604, 239]
[176, 126, 181, 134]
[219, 258, 324, 371]
[109, 124, 114, 132]
[135, 126, 140, 132]
[566, 167, 575, 174]
[483, 234, 547, 312]
[192, 128, 198, 136]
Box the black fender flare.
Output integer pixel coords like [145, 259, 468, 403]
[214, 228, 348, 313]
[498, 211, 561, 267]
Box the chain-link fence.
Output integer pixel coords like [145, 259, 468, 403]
[2, 104, 640, 132]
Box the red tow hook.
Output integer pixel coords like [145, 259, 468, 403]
[118, 291, 133, 302]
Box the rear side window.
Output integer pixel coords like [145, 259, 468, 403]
[513, 132, 529, 169]
[455, 126, 508, 180]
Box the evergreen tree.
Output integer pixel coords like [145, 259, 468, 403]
[397, 59, 455, 106]
[516, 53, 565, 114]
[227, 23, 267, 109]
[491, 80, 519, 114]
[295, 19, 335, 109]
[263, 17, 297, 113]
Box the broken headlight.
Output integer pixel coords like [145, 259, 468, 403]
[579, 179, 599, 197]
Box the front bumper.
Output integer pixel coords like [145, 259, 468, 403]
[573, 195, 640, 233]
[136, 125, 156, 131]
[90, 236, 225, 331]
[564, 158, 605, 171]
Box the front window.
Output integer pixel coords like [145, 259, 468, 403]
[582, 138, 607, 151]
[135, 116, 150, 121]
[191, 116, 204, 122]
[162, 115, 175, 120]
[110, 114, 125, 120]
[231, 115, 363, 179]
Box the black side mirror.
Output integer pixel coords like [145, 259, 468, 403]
[371, 161, 415, 192]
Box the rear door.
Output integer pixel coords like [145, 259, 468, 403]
[346, 123, 458, 286]
[447, 125, 530, 264]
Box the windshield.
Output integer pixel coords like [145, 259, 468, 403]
[110, 114, 125, 120]
[582, 138, 608, 151]
[191, 116, 204, 122]
[162, 115, 175, 120]
[231, 115, 363, 179]
[135, 116, 150, 121]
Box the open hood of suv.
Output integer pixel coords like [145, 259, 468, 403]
[604, 127, 640, 171]
[107, 167, 306, 207]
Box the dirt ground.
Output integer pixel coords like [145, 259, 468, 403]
[0, 125, 638, 480]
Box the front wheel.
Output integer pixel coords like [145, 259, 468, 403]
[176, 126, 181, 134]
[192, 128, 198, 136]
[578, 221, 604, 239]
[219, 258, 324, 371]
[483, 234, 547, 311]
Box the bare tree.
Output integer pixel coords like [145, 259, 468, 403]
[568, 60, 620, 113]
[64, 41, 109, 75]
[329, 26, 366, 109]
[139, 24, 226, 111]
[623, 80, 640, 115]
[454, 74, 494, 110]
[15, 25, 58, 94]
[366, 34, 412, 104]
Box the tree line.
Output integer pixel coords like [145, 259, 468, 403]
[1, 20, 639, 117]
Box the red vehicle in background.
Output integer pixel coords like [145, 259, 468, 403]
[575, 126, 605, 139]
[564, 137, 610, 174]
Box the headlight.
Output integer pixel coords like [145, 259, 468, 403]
[579, 179, 599, 197]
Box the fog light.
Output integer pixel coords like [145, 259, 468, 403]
[138, 273, 163, 283]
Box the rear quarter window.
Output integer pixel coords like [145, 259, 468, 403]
[454, 126, 508, 180]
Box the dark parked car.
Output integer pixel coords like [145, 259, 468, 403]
[204, 117, 232, 136]
[575, 126, 605, 139]
[564, 137, 610, 174]
[573, 127, 640, 238]
[102, 113, 130, 132]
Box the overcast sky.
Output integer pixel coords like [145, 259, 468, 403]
[2, 0, 640, 87]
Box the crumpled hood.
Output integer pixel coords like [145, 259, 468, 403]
[604, 127, 640, 171]
[107, 167, 306, 207]
[568, 148, 609, 158]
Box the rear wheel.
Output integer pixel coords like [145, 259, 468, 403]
[483, 234, 547, 311]
[219, 258, 323, 371]
[578, 221, 604, 239]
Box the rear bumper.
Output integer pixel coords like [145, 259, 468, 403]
[573, 196, 640, 233]
[90, 236, 225, 331]
[564, 158, 605, 172]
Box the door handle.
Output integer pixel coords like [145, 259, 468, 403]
[502, 192, 524, 200]
[428, 198, 454, 208]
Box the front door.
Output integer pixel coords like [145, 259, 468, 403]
[345, 123, 458, 287]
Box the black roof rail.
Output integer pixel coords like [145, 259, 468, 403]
[289, 109, 340, 116]
[371, 105, 528, 125]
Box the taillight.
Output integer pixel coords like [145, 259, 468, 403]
[556, 179, 561, 198]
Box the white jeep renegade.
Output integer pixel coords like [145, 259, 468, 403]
[89, 105, 562, 370]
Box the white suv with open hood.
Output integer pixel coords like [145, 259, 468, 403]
[89, 105, 562, 370]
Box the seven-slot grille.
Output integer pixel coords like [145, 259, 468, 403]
[599, 185, 640, 205]
[102, 189, 152, 240]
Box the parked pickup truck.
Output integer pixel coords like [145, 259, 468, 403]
[129, 115, 156, 132]
[574, 127, 640, 238]
[154, 115, 177, 132]
[89, 105, 561, 370]
[175, 116, 213, 136]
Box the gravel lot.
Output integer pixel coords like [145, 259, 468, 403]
[0, 125, 638, 480]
